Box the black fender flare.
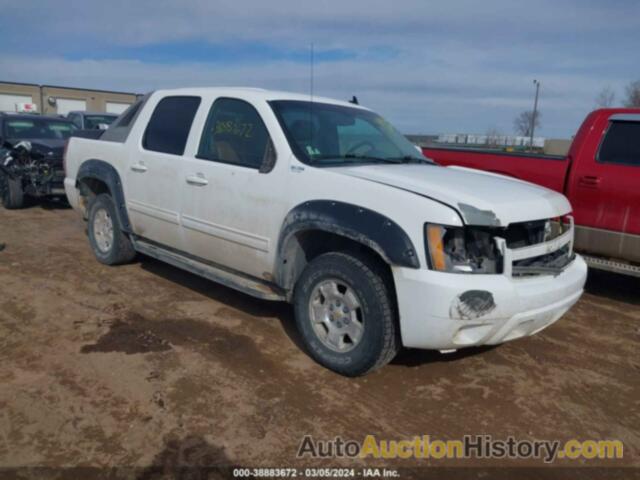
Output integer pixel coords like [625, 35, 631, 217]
[76, 159, 131, 232]
[275, 200, 419, 288]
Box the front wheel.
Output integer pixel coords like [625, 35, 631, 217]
[87, 193, 136, 265]
[293, 251, 399, 376]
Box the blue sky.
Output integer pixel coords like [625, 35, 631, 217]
[1, 0, 638, 137]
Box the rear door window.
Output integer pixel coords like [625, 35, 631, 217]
[142, 96, 201, 155]
[598, 121, 640, 166]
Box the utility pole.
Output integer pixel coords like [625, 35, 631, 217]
[530, 79, 540, 150]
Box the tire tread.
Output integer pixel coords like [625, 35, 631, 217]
[87, 193, 136, 265]
[2, 177, 24, 209]
[294, 250, 400, 376]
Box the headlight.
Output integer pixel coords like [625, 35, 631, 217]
[425, 224, 502, 274]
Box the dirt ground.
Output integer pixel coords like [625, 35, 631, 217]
[0, 203, 638, 478]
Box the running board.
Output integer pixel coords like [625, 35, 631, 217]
[583, 254, 640, 278]
[133, 238, 286, 301]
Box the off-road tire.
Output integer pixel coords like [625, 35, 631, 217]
[1, 176, 25, 209]
[293, 251, 400, 376]
[87, 193, 136, 265]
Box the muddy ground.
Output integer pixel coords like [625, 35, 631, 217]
[0, 204, 638, 478]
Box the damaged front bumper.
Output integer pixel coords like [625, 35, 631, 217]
[393, 226, 587, 350]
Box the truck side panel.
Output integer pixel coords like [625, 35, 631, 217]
[566, 110, 640, 261]
[64, 137, 128, 214]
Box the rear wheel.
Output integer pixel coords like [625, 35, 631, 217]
[87, 193, 136, 265]
[1, 176, 25, 209]
[293, 251, 399, 376]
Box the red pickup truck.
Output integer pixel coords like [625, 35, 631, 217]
[423, 108, 640, 277]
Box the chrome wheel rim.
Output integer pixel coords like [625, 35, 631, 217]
[308, 279, 364, 353]
[93, 208, 114, 253]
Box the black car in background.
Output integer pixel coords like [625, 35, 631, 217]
[67, 111, 118, 130]
[0, 113, 77, 209]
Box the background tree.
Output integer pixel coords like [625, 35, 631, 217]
[513, 110, 541, 137]
[486, 127, 502, 147]
[595, 86, 615, 108]
[624, 80, 640, 107]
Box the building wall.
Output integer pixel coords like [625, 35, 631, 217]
[0, 82, 42, 111]
[0, 81, 138, 115]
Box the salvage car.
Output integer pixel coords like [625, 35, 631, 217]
[67, 111, 118, 130]
[63, 88, 587, 376]
[0, 113, 77, 209]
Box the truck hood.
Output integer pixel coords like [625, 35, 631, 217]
[326, 163, 571, 226]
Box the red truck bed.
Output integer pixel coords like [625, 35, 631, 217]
[421, 147, 567, 192]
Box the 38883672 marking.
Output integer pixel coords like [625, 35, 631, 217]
[232, 467, 299, 478]
[232, 467, 360, 478]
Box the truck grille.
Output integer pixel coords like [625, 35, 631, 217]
[495, 216, 574, 277]
[503, 218, 569, 248]
[512, 245, 574, 277]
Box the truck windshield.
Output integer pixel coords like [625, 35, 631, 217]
[4, 118, 78, 140]
[269, 100, 430, 166]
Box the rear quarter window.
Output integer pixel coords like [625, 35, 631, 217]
[598, 121, 640, 166]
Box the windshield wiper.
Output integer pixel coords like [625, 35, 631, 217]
[311, 154, 408, 164]
[385, 155, 435, 164]
[311, 154, 434, 165]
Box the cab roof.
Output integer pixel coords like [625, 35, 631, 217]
[149, 87, 367, 110]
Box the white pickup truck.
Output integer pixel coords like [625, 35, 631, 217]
[64, 87, 587, 376]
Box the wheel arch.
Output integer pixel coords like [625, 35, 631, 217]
[275, 200, 419, 297]
[76, 159, 131, 232]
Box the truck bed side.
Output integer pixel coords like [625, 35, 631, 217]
[64, 137, 128, 212]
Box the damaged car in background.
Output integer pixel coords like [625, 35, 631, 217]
[63, 88, 588, 376]
[0, 113, 77, 209]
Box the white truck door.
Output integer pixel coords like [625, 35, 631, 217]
[179, 97, 287, 278]
[124, 95, 201, 250]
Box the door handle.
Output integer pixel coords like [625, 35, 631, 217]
[131, 163, 148, 173]
[185, 174, 208, 186]
[578, 175, 601, 188]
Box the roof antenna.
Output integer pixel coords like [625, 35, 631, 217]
[310, 42, 314, 103]
[309, 42, 314, 154]
[350, 95, 359, 105]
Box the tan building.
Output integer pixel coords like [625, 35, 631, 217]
[0, 81, 139, 115]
